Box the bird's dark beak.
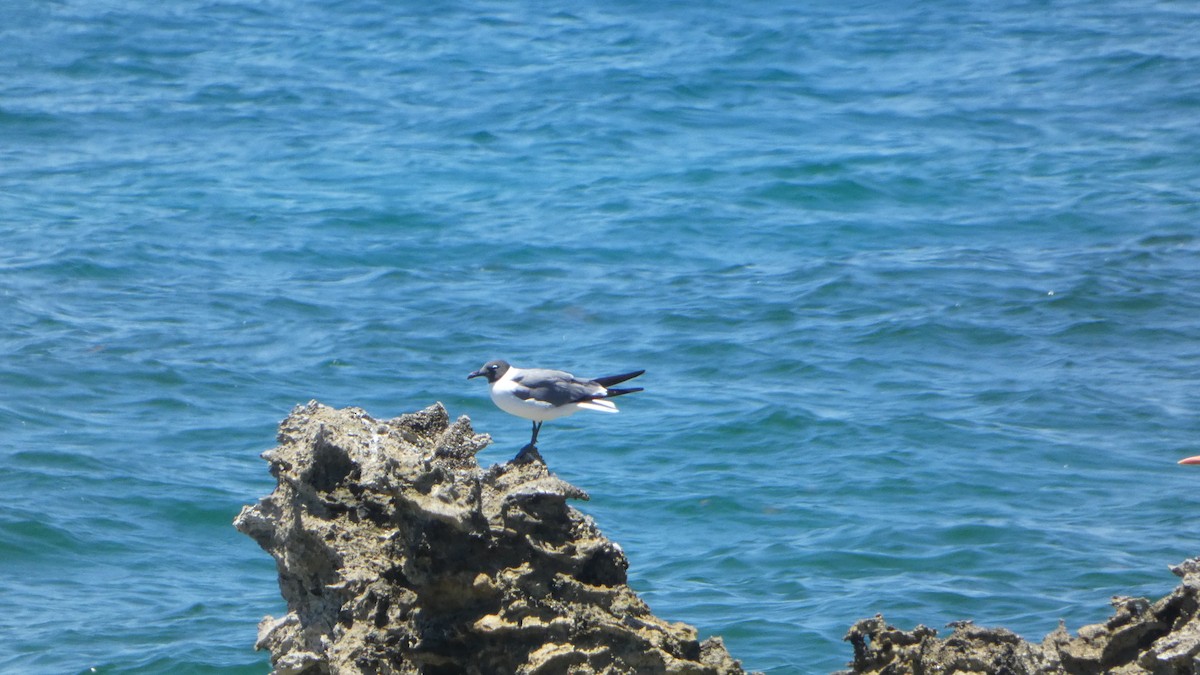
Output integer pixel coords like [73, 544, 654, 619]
[467, 369, 484, 380]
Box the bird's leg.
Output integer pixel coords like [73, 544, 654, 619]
[513, 422, 545, 464]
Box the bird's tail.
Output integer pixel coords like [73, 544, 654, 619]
[603, 386, 643, 398]
[578, 399, 619, 413]
[593, 370, 645, 387]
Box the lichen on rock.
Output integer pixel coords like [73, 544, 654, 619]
[235, 401, 747, 675]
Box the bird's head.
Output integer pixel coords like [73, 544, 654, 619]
[468, 360, 510, 383]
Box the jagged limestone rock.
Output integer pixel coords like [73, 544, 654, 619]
[235, 401, 747, 675]
[838, 558, 1200, 675]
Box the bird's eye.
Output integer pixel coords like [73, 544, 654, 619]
[489, 364, 497, 370]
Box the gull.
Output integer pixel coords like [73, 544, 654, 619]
[468, 359, 644, 455]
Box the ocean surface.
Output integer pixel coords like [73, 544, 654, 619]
[3, 1, 1200, 673]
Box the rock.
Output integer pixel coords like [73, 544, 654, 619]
[234, 401, 748, 675]
[838, 557, 1200, 675]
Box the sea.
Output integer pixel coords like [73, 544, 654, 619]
[3, 1, 1199, 673]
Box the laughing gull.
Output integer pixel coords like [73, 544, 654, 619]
[468, 360, 644, 452]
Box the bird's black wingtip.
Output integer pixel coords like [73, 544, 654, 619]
[593, 369, 645, 387]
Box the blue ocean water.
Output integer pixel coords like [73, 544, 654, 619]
[3, 1, 1200, 672]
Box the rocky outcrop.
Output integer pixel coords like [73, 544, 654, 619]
[234, 401, 746, 675]
[839, 558, 1200, 675]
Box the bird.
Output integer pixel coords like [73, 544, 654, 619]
[1180, 456, 1200, 465]
[467, 359, 644, 455]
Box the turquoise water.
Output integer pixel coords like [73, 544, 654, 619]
[4, 1, 1200, 672]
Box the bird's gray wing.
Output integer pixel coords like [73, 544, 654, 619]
[512, 369, 604, 406]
